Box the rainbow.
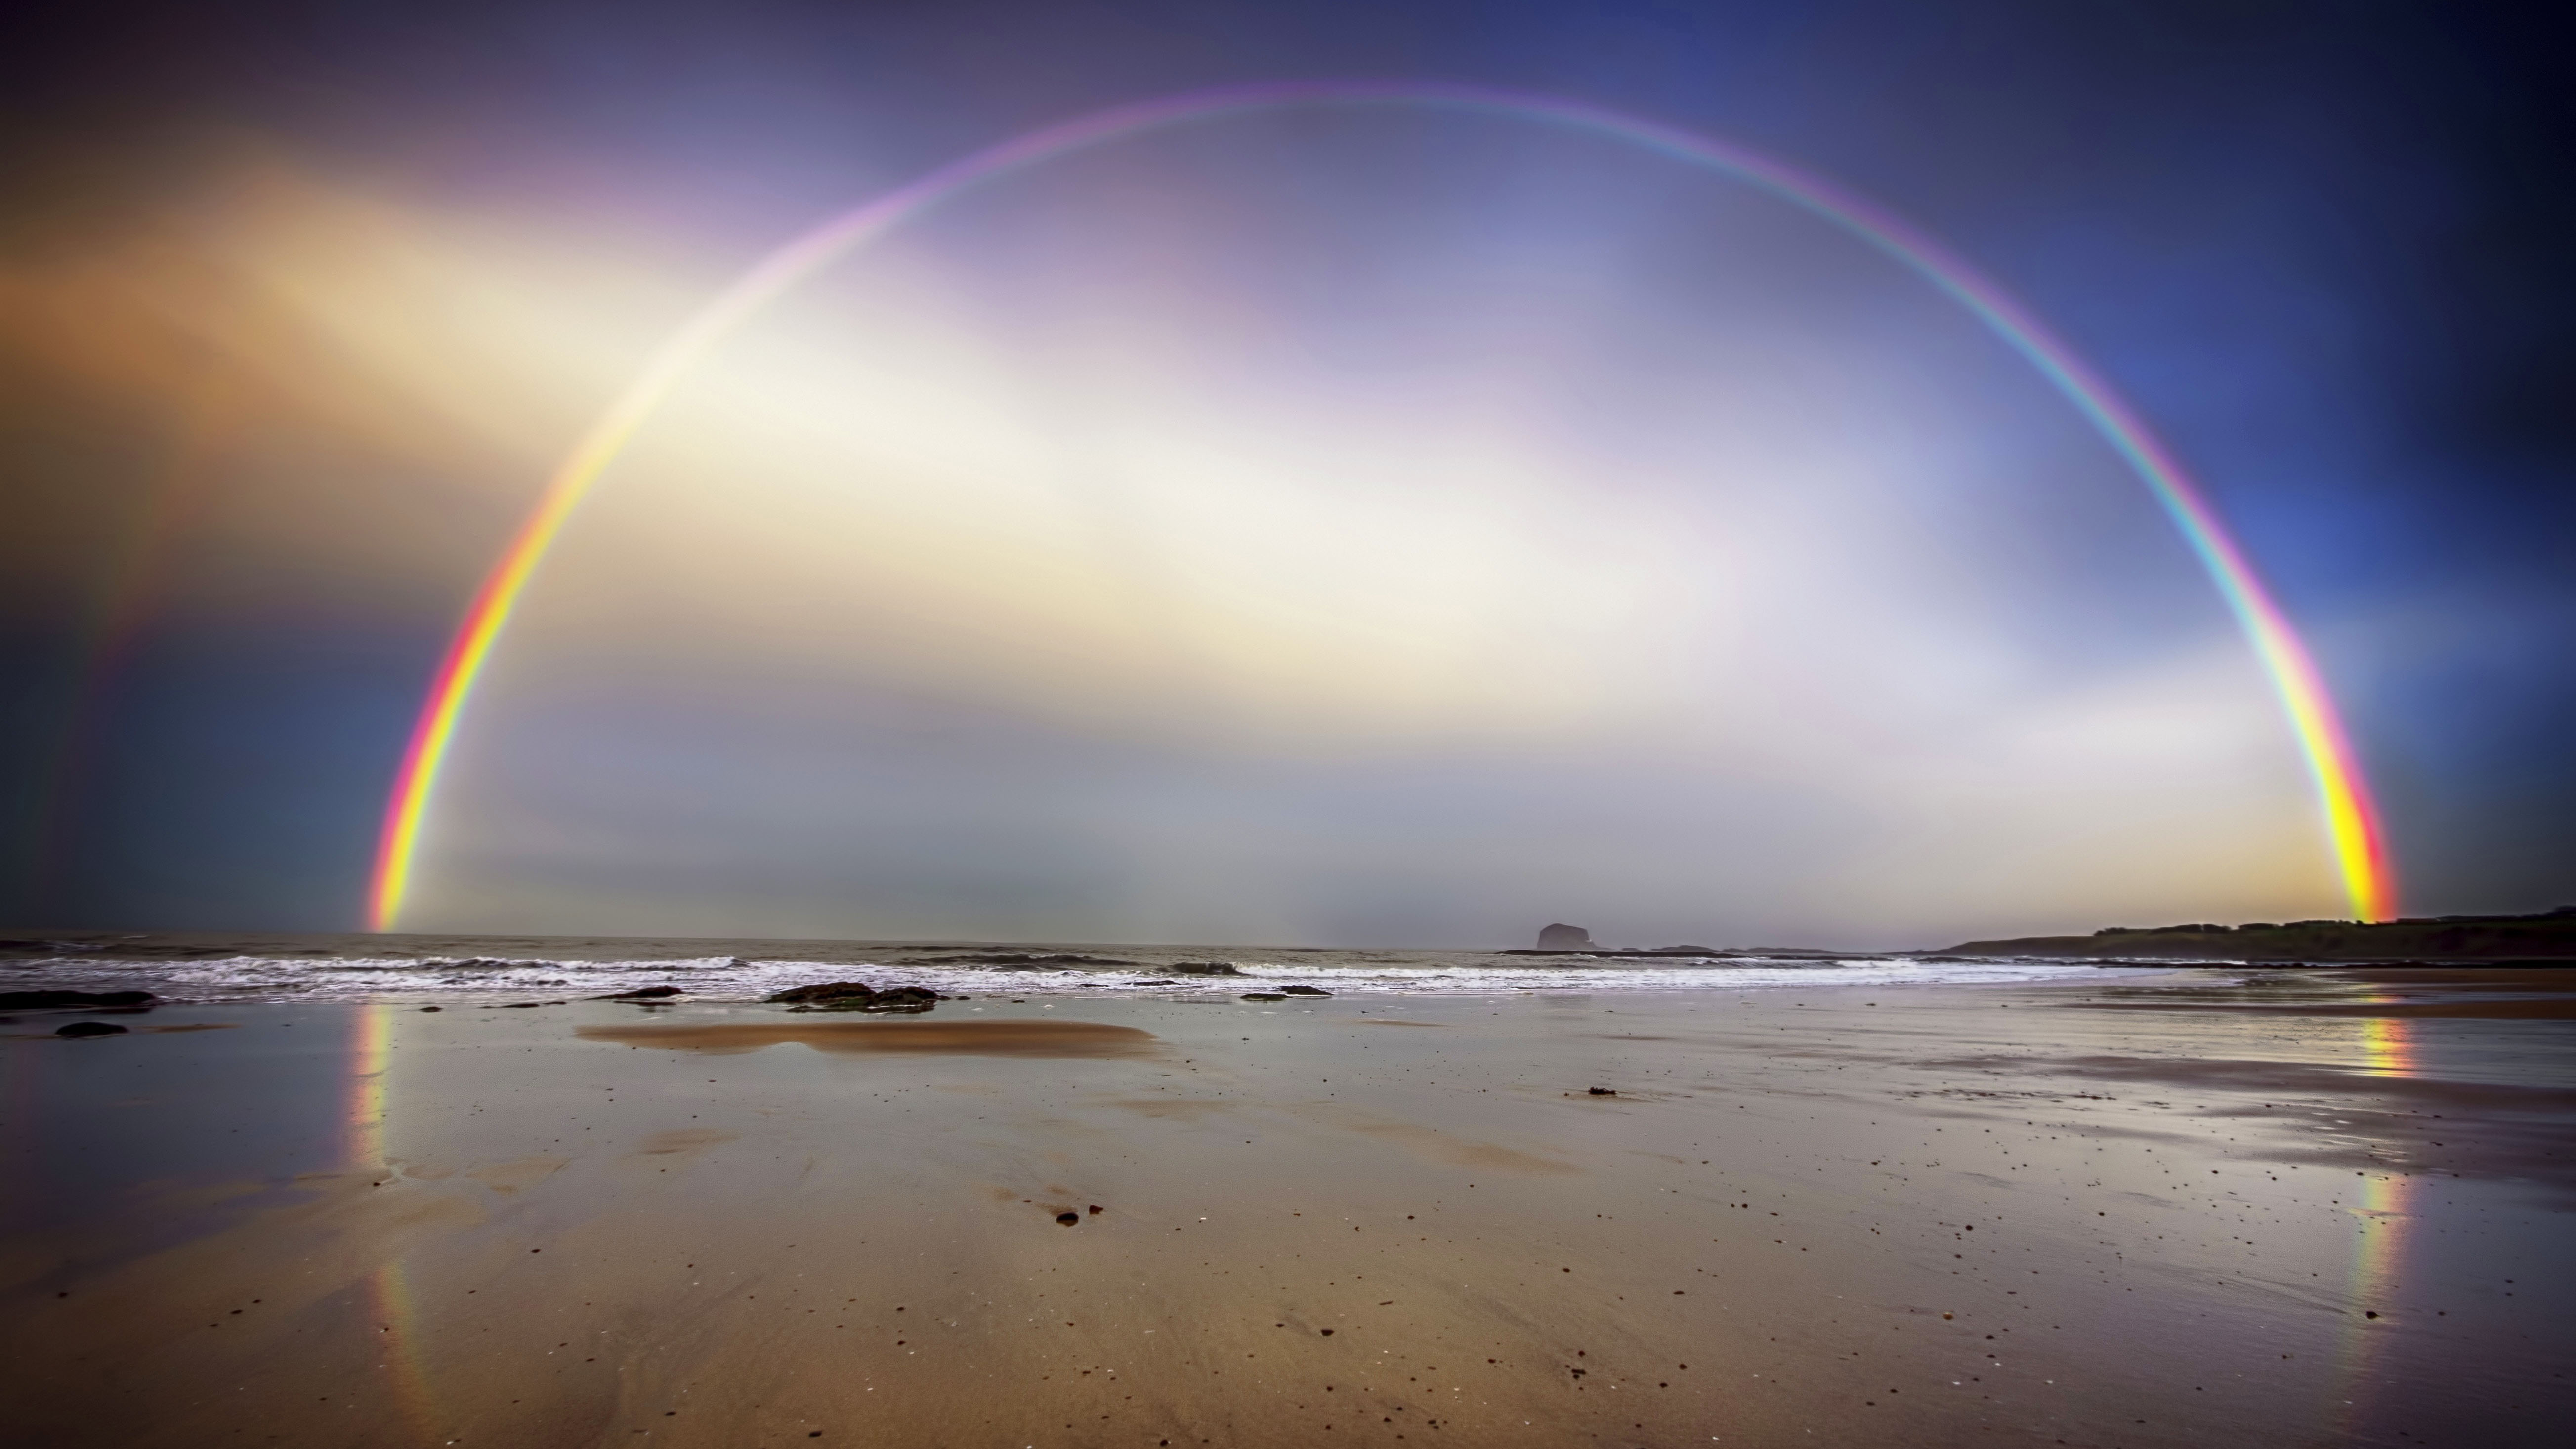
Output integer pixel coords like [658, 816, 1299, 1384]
[366, 80, 2395, 930]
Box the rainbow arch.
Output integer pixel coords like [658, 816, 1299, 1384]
[366, 80, 2394, 931]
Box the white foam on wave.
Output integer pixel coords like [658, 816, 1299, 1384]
[1223, 956, 2144, 994]
[0, 950, 2153, 1003]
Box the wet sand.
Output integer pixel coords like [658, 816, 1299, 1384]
[576, 1018, 1164, 1057]
[4, 969, 2571, 1448]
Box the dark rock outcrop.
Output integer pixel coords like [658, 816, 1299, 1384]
[1279, 985, 1332, 997]
[598, 986, 684, 1000]
[1240, 992, 1288, 1002]
[863, 986, 940, 1014]
[56, 1021, 128, 1038]
[771, 981, 939, 1014]
[769, 981, 879, 1004]
[1536, 923, 1595, 950]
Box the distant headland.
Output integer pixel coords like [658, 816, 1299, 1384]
[1504, 909, 2576, 963]
[1933, 907, 2576, 961]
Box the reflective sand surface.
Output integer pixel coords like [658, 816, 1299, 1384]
[4, 970, 2570, 1447]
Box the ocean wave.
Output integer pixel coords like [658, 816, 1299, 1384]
[0, 949, 2139, 1003]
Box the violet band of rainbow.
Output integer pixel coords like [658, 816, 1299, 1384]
[367, 80, 2394, 931]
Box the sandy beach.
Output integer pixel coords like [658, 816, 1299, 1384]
[5, 967, 2571, 1448]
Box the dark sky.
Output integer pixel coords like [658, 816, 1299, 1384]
[2, 0, 2568, 939]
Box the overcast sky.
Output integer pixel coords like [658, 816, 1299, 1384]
[2, 1, 2567, 946]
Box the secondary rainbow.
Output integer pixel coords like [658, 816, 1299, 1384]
[367, 80, 2395, 930]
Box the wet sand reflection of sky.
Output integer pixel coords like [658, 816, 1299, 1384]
[2334, 1011, 2417, 1437]
[346, 1004, 438, 1443]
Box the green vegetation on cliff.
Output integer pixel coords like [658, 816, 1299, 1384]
[1937, 909, 2576, 960]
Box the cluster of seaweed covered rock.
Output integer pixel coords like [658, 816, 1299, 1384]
[0, 988, 160, 1038]
[766, 981, 944, 1014]
[759, 976, 1337, 1009]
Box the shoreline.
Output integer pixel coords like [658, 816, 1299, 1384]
[0, 940, 2159, 1009]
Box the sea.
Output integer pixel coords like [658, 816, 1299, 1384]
[0, 932, 2162, 1004]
